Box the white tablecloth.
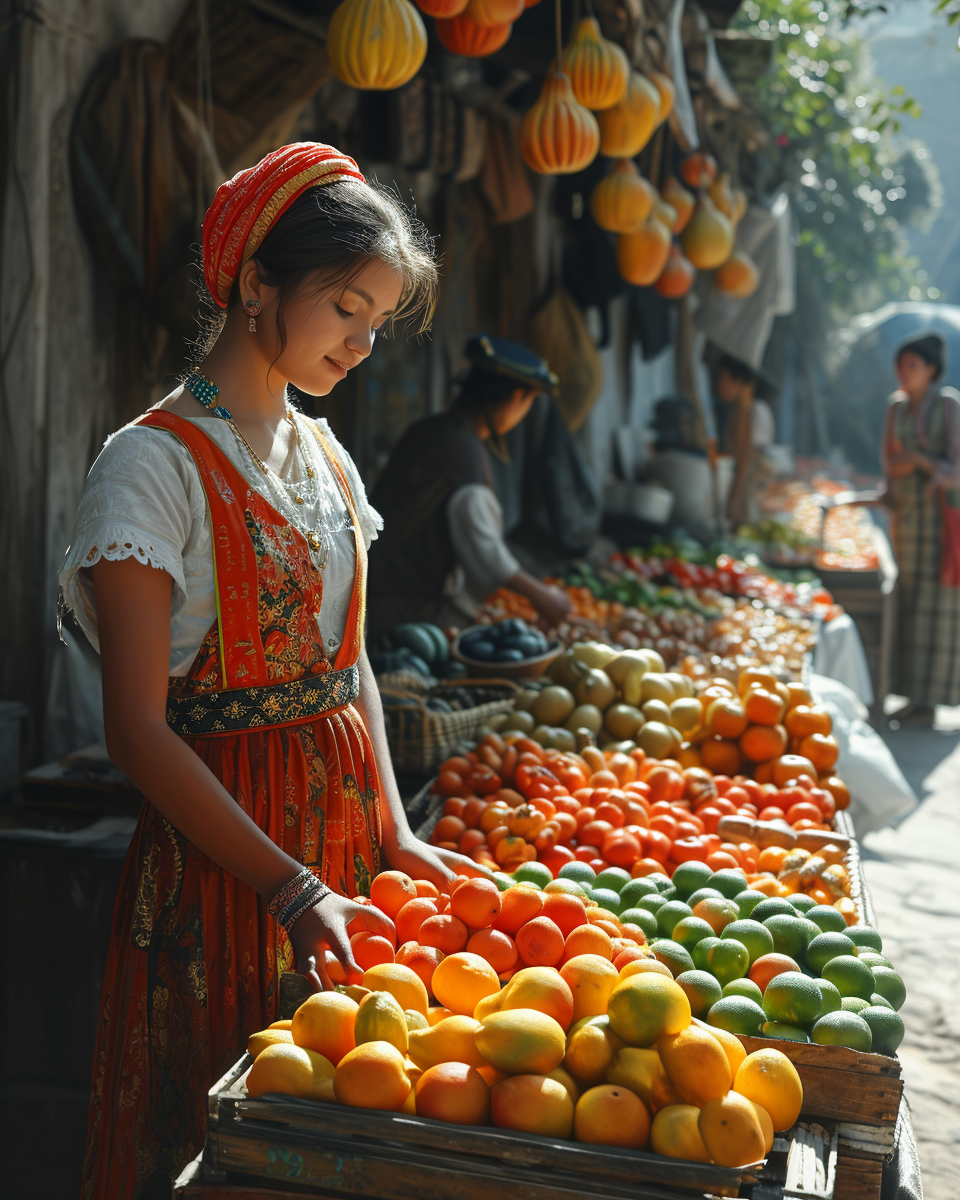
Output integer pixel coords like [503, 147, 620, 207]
[812, 612, 874, 707]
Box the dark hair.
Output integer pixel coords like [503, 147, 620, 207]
[197, 179, 437, 359]
[717, 354, 758, 387]
[896, 334, 945, 381]
[452, 367, 537, 456]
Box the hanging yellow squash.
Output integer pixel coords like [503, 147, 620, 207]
[731, 187, 748, 226]
[327, 0, 427, 90]
[649, 198, 678, 229]
[680, 195, 734, 269]
[596, 71, 660, 158]
[561, 17, 629, 111]
[590, 160, 655, 234]
[520, 71, 600, 175]
[648, 69, 675, 125]
[661, 176, 694, 233]
[708, 171, 735, 218]
[714, 250, 759, 298]
[463, 0, 523, 23]
[616, 218, 672, 286]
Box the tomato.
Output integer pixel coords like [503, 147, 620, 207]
[469, 766, 502, 796]
[670, 836, 708, 865]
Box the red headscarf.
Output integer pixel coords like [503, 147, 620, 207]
[202, 142, 366, 308]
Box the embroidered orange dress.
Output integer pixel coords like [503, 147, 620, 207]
[81, 411, 382, 1200]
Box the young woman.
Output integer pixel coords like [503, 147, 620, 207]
[60, 143, 481, 1200]
[366, 334, 573, 637]
[882, 333, 960, 723]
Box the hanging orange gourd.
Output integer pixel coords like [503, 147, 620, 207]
[648, 69, 675, 124]
[589, 160, 655, 233]
[680, 195, 734, 269]
[731, 187, 748, 226]
[616, 219, 671, 286]
[435, 12, 512, 54]
[561, 17, 629, 111]
[661, 176, 694, 233]
[521, 71, 600, 174]
[650, 198, 678, 229]
[708, 171, 734, 218]
[680, 151, 718, 189]
[415, 0, 468, 16]
[327, 0, 427, 89]
[655, 244, 696, 298]
[714, 250, 759, 298]
[464, 0, 523, 24]
[596, 71, 661, 159]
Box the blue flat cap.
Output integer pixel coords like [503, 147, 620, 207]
[465, 334, 559, 396]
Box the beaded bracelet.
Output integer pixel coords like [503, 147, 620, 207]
[268, 868, 332, 934]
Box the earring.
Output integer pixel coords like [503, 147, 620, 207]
[245, 300, 261, 332]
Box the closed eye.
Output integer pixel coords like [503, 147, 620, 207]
[336, 303, 355, 319]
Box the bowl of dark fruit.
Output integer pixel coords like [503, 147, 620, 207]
[452, 619, 562, 679]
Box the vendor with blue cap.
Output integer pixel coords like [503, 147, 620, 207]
[367, 334, 573, 635]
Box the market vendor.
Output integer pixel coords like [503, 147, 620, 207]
[366, 334, 574, 635]
[882, 332, 960, 723]
[59, 143, 484, 1200]
[713, 353, 776, 526]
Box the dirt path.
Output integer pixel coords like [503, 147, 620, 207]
[859, 724, 960, 1200]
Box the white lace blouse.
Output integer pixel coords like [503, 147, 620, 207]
[59, 408, 382, 676]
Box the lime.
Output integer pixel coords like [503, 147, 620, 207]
[806, 905, 848, 934]
[846, 925, 883, 953]
[751, 897, 797, 923]
[706, 938, 750, 985]
[787, 894, 817, 914]
[811, 1011, 873, 1051]
[492, 872, 515, 892]
[735, 890, 768, 918]
[764, 914, 814, 962]
[596, 866, 632, 893]
[656, 900, 694, 938]
[706, 996, 766, 1036]
[805, 931, 857, 974]
[670, 861, 715, 900]
[671, 916, 717, 950]
[619, 908, 659, 939]
[870, 967, 906, 1012]
[822, 955, 876, 1001]
[686, 886, 725, 908]
[544, 878, 587, 897]
[858, 951, 893, 971]
[559, 862, 597, 885]
[693, 897, 741, 934]
[619, 877, 660, 908]
[762, 973, 824, 1028]
[692, 936, 722, 971]
[860, 1006, 905, 1056]
[513, 862, 554, 889]
[761, 1022, 811, 1043]
[870, 993, 894, 1010]
[676, 969, 724, 1019]
[648, 873, 675, 894]
[591, 887, 624, 915]
[709, 868, 750, 899]
[721, 920, 775, 966]
[722, 978, 764, 1004]
[813, 978, 843, 1016]
[650, 939, 695, 977]
[841, 997, 871, 1013]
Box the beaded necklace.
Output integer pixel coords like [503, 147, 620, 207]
[184, 370, 325, 558]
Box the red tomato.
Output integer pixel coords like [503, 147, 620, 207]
[670, 836, 708, 865]
[580, 820, 615, 848]
[649, 814, 679, 840]
[641, 828, 673, 863]
[539, 845, 575, 876]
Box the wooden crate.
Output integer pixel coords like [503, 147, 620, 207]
[200, 1057, 761, 1200]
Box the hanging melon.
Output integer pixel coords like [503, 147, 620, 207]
[327, 0, 427, 89]
[714, 250, 759, 298]
[680, 195, 733, 270]
[655, 244, 696, 298]
[463, 0, 523, 24]
[596, 71, 661, 158]
[434, 12, 512, 54]
[520, 71, 600, 175]
[616, 219, 672, 286]
[590, 160, 656, 233]
[561, 17, 629, 111]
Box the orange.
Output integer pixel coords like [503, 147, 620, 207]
[291, 992, 358, 1066]
[500, 965, 575, 1029]
[650, 1104, 711, 1161]
[467, 928, 518, 975]
[540, 893, 589, 938]
[414, 878, 441, 900]
[705, 696, 748, 740]
[821, 775, 851, 810]
[734, 1048, 803, 1131]
[606, 1045, 677, 1111]
[658, 1024, 732, 1106]
[698, 1091, 766, 1167]
[562, 924, 613, 963]
[415, 1062, 490, 1125]
[350, 932, 395, 971]
[737, 669, 779, 697]
[427, 1005, 454, 1026]
[748, 953, 801, 993]
[692, 897, 740, 934]
[431, 951, 501, 1016]
[743, 689, 785, 726]
[419, 914, 469, 954]
[433, 815, 467, 843]
[739, 724, 788, 764]
[333, 1040, 411, 1110]
[395, 897, 439, 945]
[784, 705, 832, 739]
[785, 682, 813, 709]
[370, 870, 418, 919]
[559, 954, 620, 1022]
[394, 942, 444, 994]
[700, 737, 743, 776]
[798, 733, 839, 773]
[493, 886, 545, 935]
[771, 755, 818, 788]
[575, 1084, 651, 1148]
[515, 916, 565, 968]
[757, 846, 789, 873]
[450, 878, 502, 929]
[247, 1043, 335, 1100]
[361, 963, 430, 1017]
[269, 1019, 293, 1030]
[490, 1074, 575, 1137]
[751, 1101, 775, 1154]
[619, 957, 673, 981]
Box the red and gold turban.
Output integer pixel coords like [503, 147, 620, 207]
[202, 142, 366, 308]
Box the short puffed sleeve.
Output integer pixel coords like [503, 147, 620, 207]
[58, 424, 205, 653]
[312, 418, 383, 549]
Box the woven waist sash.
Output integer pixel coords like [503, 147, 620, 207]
[166, 665, 361, 737]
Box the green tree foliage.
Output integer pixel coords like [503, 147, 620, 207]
[733, 0, 941, 317]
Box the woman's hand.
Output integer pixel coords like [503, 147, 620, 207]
[383, 831, 495, 888]
[290, 894, 395, 992]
